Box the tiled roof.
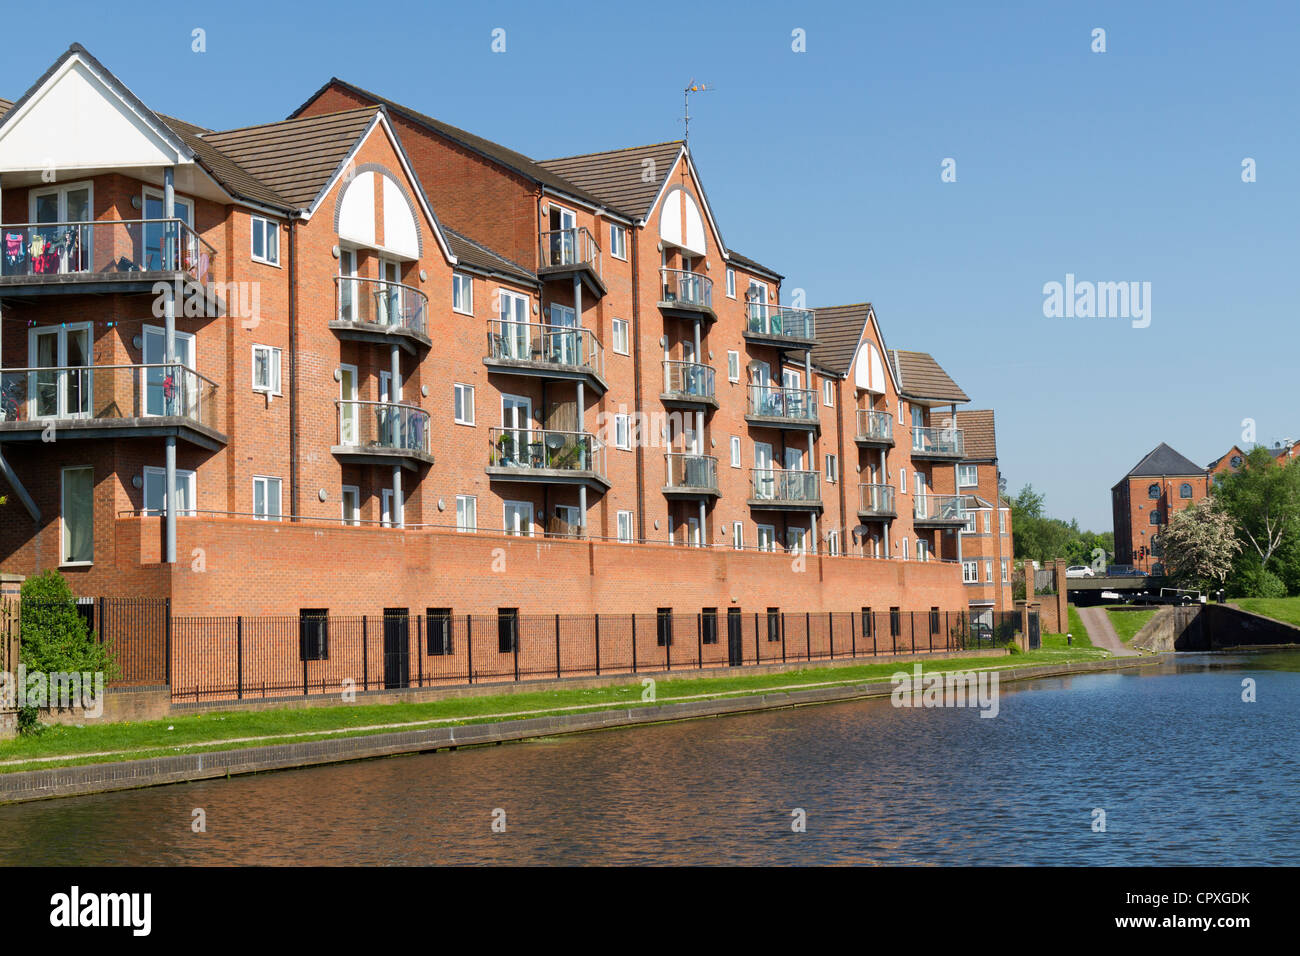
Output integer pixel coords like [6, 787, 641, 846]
[538, 141, 684, 220]
[810, 303, 872, 377]
[727, 249, 782, 280]
[888, 349, 969, 403]
[289, 79, 611, 211]
[158, 114, 291, 210]
[942, 409, 997, 460]
[200, 107, 381, 209]
[1124, 442, 1206, 478]
[444, 228, 536, 284]
[0, 98, 12, 118]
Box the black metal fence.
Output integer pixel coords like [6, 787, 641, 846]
[169, 608, 1024, 704]
[18, 596, 170, 686]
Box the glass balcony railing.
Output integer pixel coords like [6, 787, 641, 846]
[0, 219, 216, 283]
[858, 482, 896, 516]
[336, 401, 430, 455]
[750, 468, 821, 504]
[744, 302, 815, 341]
[539, 227, 602, 277]
[0, 364, 218, 430]
[911, 425, 965, 457]
[335, 276, 427, 335]
[662, 360, 715, 401]
[856, 409, 893, 442]
[914, 494, 966, 522]
[664, 453, 718, 492]
[660, 268, 712, 309]
[486, 320, 603, 377]
[747, 384, 818, 422]
[489, 427, 606, 477]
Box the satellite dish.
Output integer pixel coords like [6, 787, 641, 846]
[545, 433, 566, 451]
[852, 524, 870, 540]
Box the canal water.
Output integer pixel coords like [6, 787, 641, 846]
[1, 652, 1296, 865]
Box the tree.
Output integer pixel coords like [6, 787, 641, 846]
[1160, 497, 1241, 590]
[1214, 448, 1300, 570]
[19, 570, 117, 678]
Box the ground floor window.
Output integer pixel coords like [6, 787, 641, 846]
[427, 608, 453, 655]
[299, 609, 329, 661]
[757, 524, 776, 552]
[61, 466, 93, 565]
[143, 466, 196, 517]
[701, 608, 718, 644]
[498, 608, 518, 652]
[767, 607, 781, 642]
[656, 608, 673, 647]
[504, 500, 533, 536]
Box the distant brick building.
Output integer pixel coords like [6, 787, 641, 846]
[1111, 443, 1210, 572]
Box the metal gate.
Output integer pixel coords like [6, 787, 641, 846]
[1028, 611, 1041, 650]
[383, 608, 410, 689]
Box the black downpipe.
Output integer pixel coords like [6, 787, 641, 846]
[288, 215, 299, 519]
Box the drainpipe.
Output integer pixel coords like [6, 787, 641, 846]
[163, 166, 177, 564]
[835, 377, 847, 554]
[288, 214, 299, 520]
[630, 225, 646, 540]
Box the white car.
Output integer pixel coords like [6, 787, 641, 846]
[1065, 565, 1095, 578]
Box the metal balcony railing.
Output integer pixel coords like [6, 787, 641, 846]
[858, 482, 896, 516]
[336, 401, 430, 454]
[335, 276, 428, 335]
[747, 384, 818, 422]
[750, 468, 821, 503]
[539, 227, 602, 277]
[486, 320, 604, 376]
[489, 427, 606, 477]
[856, 408, 893, 442]
[745, 302, 815, 340]
[662, 360, 715, 401]
[911, 425, 965, 457]
[0, 364, 218, 428]
[914, 494, 966, 522]
[660, 268, 712, 309]
[664, 453, 718, 492]
[0, 219, 217, 283]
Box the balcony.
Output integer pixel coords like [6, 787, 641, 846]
[538, 227, 605, 298]
[857, 482, 897, 519]
[745, 384, 819, 432]
[913, 493, 966, 527]
[483, 320, 607, 395]
[487, 427, 609, 491]
[660, 360, 717, 409]
[911, 425, 964, 460]
[748, 468, 823, 512]
[331, 276, 430, 354]
[0, 219, 217, 298]
[855, 409, 894, 447]
[0, 364, 224, 449]
[332, 401, 434, 469]
[742, 303, 816, 349]
[663, 453, 719, 498]
[658, 269, 715, 322]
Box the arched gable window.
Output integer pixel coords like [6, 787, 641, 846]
[1147, 483, 1161, 499]
[1180, 482, 1193, 498]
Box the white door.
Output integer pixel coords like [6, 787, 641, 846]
[549, 206, 577, 263]
[555, 504, 580, 535]
[31, 182, 93, 273]
[377, 259, 401, 325]
[341, 485, 360, 526]
[339, 248, 358, 322]
[381, 488, 395, 528]
[548, 303, 577, 365]
[754, 442, 774, 499]
[142, 326, 195, 417]
[500, 395, 532, 465]
[143, 187, 194, 272]
[498, 290, 530, 359]
[687, 515, 701, 547]
[504, 500, 534, 536]
[339, 364, 358, 444]
[143, 466, 196, 517]
[28, 324, 91, 418]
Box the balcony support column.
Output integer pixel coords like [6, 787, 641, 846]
[390, 344, 401, 401]
[693, 318, 701, 364]
[392, 465, 403, 529]
[577, 380, 587, 535]
[164, 166, 177, 565]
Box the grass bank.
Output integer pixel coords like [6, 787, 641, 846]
[1, 642, 1111, 775]
[1105, 606, 1159, 643]
[1235, 597, 1300, 629]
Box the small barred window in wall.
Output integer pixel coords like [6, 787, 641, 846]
[766, 608, 781, 642]
[427, 608, 453, 656]
[701, 608, 718, 645]
[656, 608, 674, 647]
[299, 609, 328, 661]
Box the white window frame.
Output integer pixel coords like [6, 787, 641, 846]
[963, 511, 977, 534]
[962, 561, 979, 583]
[456, 494, 478, 533]
[732, 521, 743, 550]
[917, 539, 929, 562]
[503, 500, 534, 537]
[252, 475, 283, 521]
[250, 216, 280, 267]
[983, 511, 991, 534]
[251, 344, 282, 396]
[143, 466, 197, 518]
[381, 488, 395, 528]
[617, 510, 635, 543]
[452, 273, 474, 315]
[958, 463, 978, 488]
[823, 379, 834, 407]
[60, 465, 94, 566]
[1001, 559, 1010, 583]
[726, 267, 736, 298]
[612, 317, 630, 355]
[1000, 509, 1008, 534]
[609, 224, 628, 260]
[757, 524, 776, 553]
[986, 559, 994, 583]
[341, 485, 360, 526]
[898, 400, 906, 426]
[902, 536, 909, 561]
[454, 383, 475, 426]
[727, 350, 740, 383]
[900, 467, 907, 494]
[825, 454, 838, 484]
[614, 413, 631, 450]
[730, 436, 742, 468]
[827, 530, 840, 557]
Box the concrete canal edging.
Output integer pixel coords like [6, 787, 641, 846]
[0, 655, 1161, 805]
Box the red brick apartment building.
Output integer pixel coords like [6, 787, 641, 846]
[1208, 439, 1299, 478]
[0, 45, 1007, 619]
[1111, 443, 1210, 573]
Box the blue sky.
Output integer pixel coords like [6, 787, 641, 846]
[4, 0, 1295, 530]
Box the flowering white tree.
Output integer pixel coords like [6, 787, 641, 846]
[1160, 497, 1241, 589]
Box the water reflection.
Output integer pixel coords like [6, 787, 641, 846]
[1, 652, 1297, 865]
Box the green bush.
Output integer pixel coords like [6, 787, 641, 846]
[1243, 567, 1288, 599]
[1006, 641, 1022, 655]
[18, 570, 117, 710]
